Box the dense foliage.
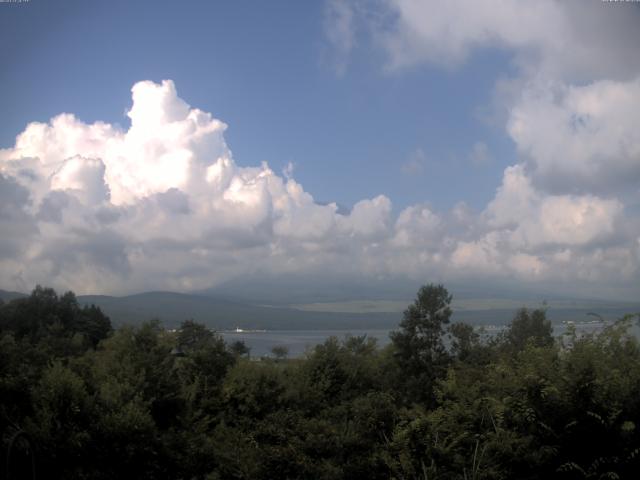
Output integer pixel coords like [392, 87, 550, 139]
[1, 285, 640, 479]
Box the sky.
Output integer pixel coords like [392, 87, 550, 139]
[0, 0, 639, 301]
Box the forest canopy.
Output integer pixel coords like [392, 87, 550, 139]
[1, 285, 639, 479]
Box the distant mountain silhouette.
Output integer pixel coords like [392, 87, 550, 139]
[2, 288, 637, 331]
[0, 289, 27, 302]
[76, 291, 399, 330]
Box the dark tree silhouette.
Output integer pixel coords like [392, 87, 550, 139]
[390, 283, 452, 405]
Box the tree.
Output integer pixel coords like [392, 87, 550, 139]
[0, 286, 111, 355]
[77, 304, 112, 348]
[448, 322, 480, 362]
[173, 320, 235, 417]
[390, 284, 453, 405]
[271, 345, 289, 361]
[177, 319, 215, 352]
[505, 307, 553, 352]
[229, 339, 251, 359]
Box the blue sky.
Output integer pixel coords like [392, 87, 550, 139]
[0, 0, 514, 212]
[1, 0, 639, 300]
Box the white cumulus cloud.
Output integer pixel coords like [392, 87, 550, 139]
[317, 0, 640, 298]
[0, 79, 637, 299]
[508, 77, 640, 194]
[373, 0, 640, 81]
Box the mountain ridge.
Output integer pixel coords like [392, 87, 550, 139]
[2, 288, 638, 331]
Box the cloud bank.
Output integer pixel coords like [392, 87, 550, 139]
[4, 0, 640, 299]
[372, 0, 640, 82]
[0, 77, 637, 298]
[320, 0, 640, 299]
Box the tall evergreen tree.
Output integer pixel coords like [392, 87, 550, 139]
[390, 284, 452, 405]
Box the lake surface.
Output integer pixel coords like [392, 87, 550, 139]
[221, 329, 393, 357]
[220, 322, 636, 358]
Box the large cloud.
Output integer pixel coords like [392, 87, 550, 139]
[347, 1, 640, 194]
[508, 77, 640, 194]
[371, 0, 640, 81]
[346, 0, 640, 195]
[319, 0, 640, 298]
[0, 81, 395, 293]
[0, 80, 638, 298]
[485, 166, 624, 249]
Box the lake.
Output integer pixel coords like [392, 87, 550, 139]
[221, 329, 393, 357]
[220, 322, 628, 357]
